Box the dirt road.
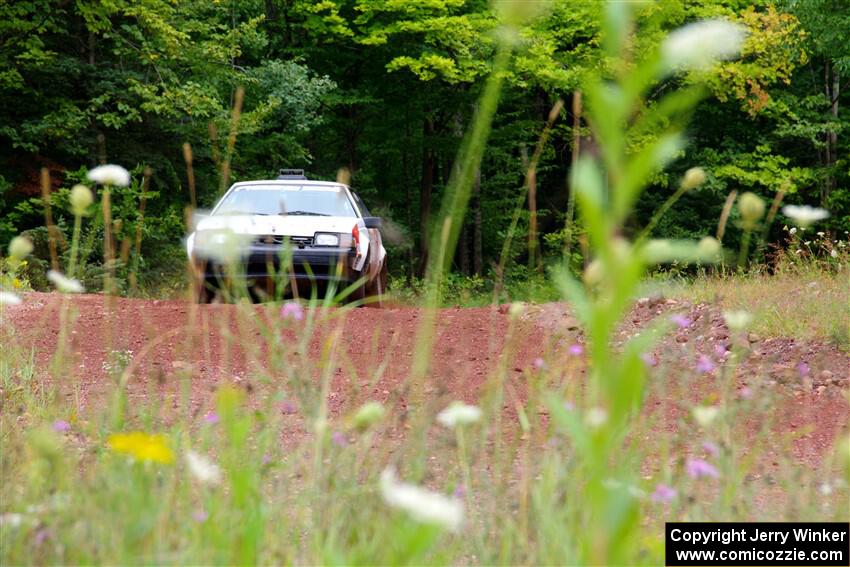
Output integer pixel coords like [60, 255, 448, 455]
[3, 292, 848, 466]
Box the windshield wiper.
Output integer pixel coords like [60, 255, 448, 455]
[280, 210, 331, 216]
[218, 211, 269, 216]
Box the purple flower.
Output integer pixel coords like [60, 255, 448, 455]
[453, 484, 466, 499]
[651, 483, 677, 503]
[192, 509, 208, 523]
[797, 362, 810, 378]
[52, 420, 71, 433]
[563, 401, 575, 412]
[34, 528, 50, 545]
[331, 431, 348, 447]
[533, 357, 546, 370]
[641, 352, 659, 367]
[280, 302, 305, 322]
[686, 458, 719, 479]
[670, 314, 692, 329]
[696, 355, 715, 374]
[702, 441, 720, 457]
[568, 344, 583, 356]
[262, 454, 273, 465]
[278, 400, 298, 415]
[203, 412, 219, 425]
[739, 386, 753, 399]
[714, 343, 729, 358]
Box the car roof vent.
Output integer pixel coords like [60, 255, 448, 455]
[277, 168, 307, 180]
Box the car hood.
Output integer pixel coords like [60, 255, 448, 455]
[194, 214, 359, 237]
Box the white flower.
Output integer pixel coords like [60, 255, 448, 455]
[662, 19, 747, 72]
[817, 232, 825, 237]
[831, 249, 838, 258]
[194, 228, 252, 265]
[70, 184, 94, 215]
[782, 205, 829, 227]
[184, 450, 221, 485]
[379, 467, 463, 532]
[436, 402, 482, 429]
[693, 405, 719, 427]
[723, 310, 752, 331]
[87, 164, 131, 187]
[8, 236, 33, 259]
[47, 270, 84, 293]
[789, 227, 797, 235]
[681, 167, 707, 190]
[585, 407, 608, 428]
[0, 513, 25, 528]
[0, 291, 22, 306]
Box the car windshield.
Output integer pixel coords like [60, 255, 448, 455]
[214, 185, 357, 217]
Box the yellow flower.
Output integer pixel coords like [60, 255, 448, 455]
[12, 278, 22, 289]
[107, 432, 174, 464]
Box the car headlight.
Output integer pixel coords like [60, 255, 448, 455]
[313, 233, 340, 247]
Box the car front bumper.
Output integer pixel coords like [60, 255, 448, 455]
[194, 245, 360, 284]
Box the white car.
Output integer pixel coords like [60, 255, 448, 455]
[186, 170, 387, 304]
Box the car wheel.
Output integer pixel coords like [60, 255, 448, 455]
[365, 261, 387, 308]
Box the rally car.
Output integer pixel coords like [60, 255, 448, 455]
[186, 170, 387, 305]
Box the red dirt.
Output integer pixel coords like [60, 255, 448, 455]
[3, 292, 848, 467]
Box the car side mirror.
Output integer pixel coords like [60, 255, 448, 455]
[363, 216, 382, 229]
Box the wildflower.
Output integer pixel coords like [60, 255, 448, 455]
[47, 270, 84, 293]
[568, 344, 583, 356]
[0, 291, 22, 306]
[797, 362, 809, 378]
[194, 228, 252, 265]
[437, 402, 482, 429]
[697, 236, 721, 259]
[107, 431, 174, 464]
[87, 164, 131, 187]
[278, 400, 297, 415]
[280, 302, 304, 322]
[670, 314, 691, 328]
[641, 352, 659, 367]
[452, 484, 466, 499]
[831, 249, 838, 258]
[662, 19, 746, 72]
[692, 405, 719, 427]
[532, 357, 546, 370]
[192, 509, 209, 523]
[817, 231, 825, 237]
[702, 441, 720, 457]
[331, 431, 348, 447]
[69, 184, 94, 215]
[723, 310, 752, 331]
[0, 513, 25, 528]
[352, 401, 385, 431]
[783, 205, 829, 227]
[739, 192, 765, 228]
[714, 343, 729, 358]
[563, 401, 575, 411]
[12, 278, 21, 289]
[651, 483, 677, 503]
[819, 483, 833, 496]
[379, 467, 463, 532]
[696, 355, 715, 374]
[8, 236, 33, 259]
[52, 420, 71, 433]
[34, 528, 50, 546]
[739, 386, 752, 399]
[789, 227, 797, 235]
[203, 412, 219, 425]
[686, 458, 719, 479]
[681, 167, 707, 190]
[585, 407, 608, 428]
[184, 450, 221, 485]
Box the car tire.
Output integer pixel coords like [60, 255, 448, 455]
[365, 261, 387, 308]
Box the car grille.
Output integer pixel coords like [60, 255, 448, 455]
[254, 235, 313, 248]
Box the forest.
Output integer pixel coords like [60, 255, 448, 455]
[1, 0, 847, 297]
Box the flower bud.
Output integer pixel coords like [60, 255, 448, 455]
[697, 236, 721, 259]
[70, 184, 94, 216]
[681, 167, 706, 190]
[582, 259, 603, 286]
[352, 401, 385, 432]
[8, 236, 33, 260]
[738, 192, 765, 228]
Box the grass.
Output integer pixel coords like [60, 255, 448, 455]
[2, 6, 849, 565]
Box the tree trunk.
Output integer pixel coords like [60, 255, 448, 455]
[565, 90, 582, 258]
[473, 167, 483, 275]
[418, 117, 435, 275]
